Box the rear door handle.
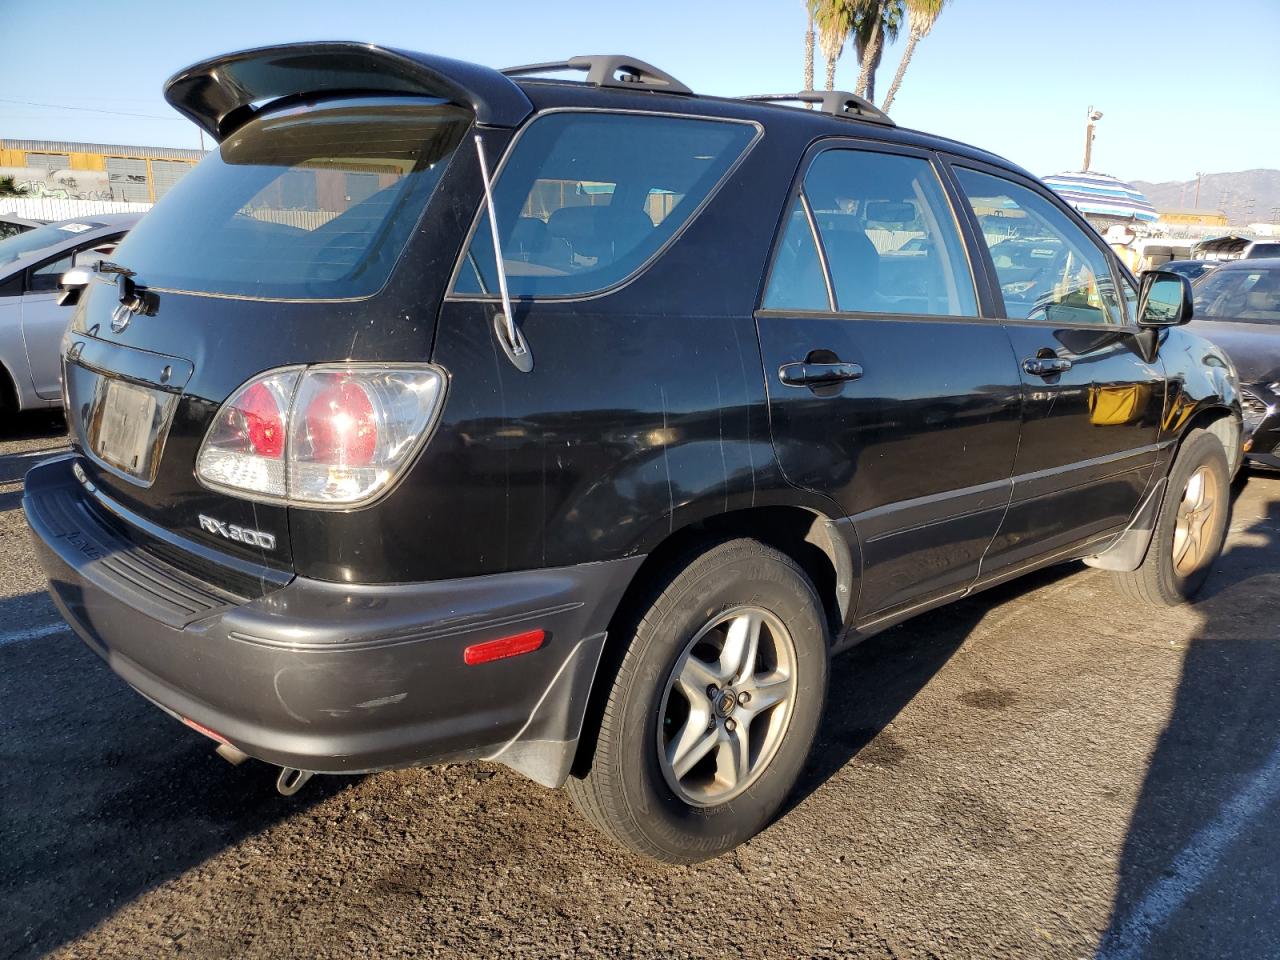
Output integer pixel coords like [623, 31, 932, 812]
[1023, 356, 1072, 377]
[778, 361, 864, 387]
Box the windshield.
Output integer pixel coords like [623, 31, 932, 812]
[0, 221, 97, 266]
[1192, 266, 1280, 323]
[109, 97, 471, 299]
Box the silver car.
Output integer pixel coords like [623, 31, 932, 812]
[0, 214, 139, 415]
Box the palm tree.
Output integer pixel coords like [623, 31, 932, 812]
[810, 0, 857, 90]
[853, 0, 903, 102]
[803, 6, 816, 91]
[880, 0, 948, 113]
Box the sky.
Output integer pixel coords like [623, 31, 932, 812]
[2, 0, 1277, 184]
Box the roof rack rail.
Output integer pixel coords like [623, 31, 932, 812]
[501, 55, 692, 95]
[742, 91, 895, 126]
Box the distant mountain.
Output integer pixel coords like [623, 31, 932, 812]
[1129, 169, 1280, 225]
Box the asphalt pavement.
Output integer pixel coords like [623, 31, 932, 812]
[3, 411, 1279, 959]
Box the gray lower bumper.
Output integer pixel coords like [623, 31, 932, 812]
[24, 456, 642, 786]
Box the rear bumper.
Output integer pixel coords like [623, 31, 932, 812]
[23, 455, 642, 786]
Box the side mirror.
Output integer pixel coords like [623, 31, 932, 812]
[57, 265, 95, 308]
[1136, 269, 1194, 327]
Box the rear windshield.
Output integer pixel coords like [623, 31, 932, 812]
[110, 98, 471, 299]
[452, 112, 757, 299]
[0, 220, 103, 266]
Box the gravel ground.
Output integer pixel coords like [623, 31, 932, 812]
[3, 411, 1279, 959]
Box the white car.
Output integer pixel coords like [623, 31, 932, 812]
[0, 214, 139, 415]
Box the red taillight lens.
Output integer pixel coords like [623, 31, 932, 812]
[240, 381, 286, 457]
[304, 376, 377, 466]
[195, 369, 299, 500]
[197, 364, 446, 507]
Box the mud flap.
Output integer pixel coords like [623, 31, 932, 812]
[483, 631, 608, 788]
[1083, 477, 1167, 572]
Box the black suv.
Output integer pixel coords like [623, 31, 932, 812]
[25, 43, 1241, 862]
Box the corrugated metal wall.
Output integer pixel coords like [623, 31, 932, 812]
[23, 152, 71, 171]
[0, 139, 204, 162]
[105, 157, 150, 202]
[150, 160, 192, 200]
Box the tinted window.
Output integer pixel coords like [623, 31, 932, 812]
[28, 254, 73, 292]
[762, 196, 830, 311]
[109, 98, 471, 299]
[956, 168, 1122, 325]
[800, 150, 977, 316]
[1246, 243, 1280, 259]
[1193, 266, 1280, 323]
[453, 112, 756, 299]
[0, 220, 100, 267]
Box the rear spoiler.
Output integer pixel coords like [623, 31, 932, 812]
[164, 41, 534, 142]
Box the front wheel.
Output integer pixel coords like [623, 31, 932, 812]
[568, 538, 828, 863]
[1114, 430, 1231, 606]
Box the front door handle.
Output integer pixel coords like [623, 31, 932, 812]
[1023, 356, 1072, 377]
[779, 361, 864, 387]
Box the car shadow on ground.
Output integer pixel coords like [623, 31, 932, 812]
[0, 589, 359, 960]
[0, 410, 66, 443]
[782, 562, 1076, 820]
[1096, 472, 1280, 957]
[0, 412, 68, 512]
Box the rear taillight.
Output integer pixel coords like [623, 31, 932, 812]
[196, 370, 299, 499]
[196, 364, 445, 507]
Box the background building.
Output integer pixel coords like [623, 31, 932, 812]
[0, 139, 205, 203]
[1157, 208, 1230, 228]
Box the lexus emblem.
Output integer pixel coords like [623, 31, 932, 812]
[110, 303, 132, 333]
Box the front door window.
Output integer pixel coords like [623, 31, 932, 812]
[955, 167, 1124, 325]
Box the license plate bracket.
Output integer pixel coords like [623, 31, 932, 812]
[85, 377, 171, 482]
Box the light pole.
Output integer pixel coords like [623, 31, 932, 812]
[1082, 106, 1102, 171]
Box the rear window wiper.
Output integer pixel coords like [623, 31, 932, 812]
[96, 260, 136, 279]
[95, 260, 158, 319]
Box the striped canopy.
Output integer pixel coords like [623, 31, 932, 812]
[1041, 171, 1159, 223]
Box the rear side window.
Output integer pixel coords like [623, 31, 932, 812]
[762, 197, 830, 311]
[109, 98, 472, 299]
[955, 168, 1123, 325]
[765, 149, 978, 317]
[453, 112, 757, 299]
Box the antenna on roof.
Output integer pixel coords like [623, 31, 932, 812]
[502, 55, 692, 95]
[742, 91, 895, 126]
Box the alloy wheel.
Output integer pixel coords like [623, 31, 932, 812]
[1172, 464, 1220, 577]
[656, 606, 798, 807]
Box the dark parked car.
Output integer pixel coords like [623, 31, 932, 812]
[1160, 258, 1218, 282]
[24, 43, 1241, 862]
[1187, 258, 1280, 468]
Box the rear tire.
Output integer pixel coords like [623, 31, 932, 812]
[1114, 430, 1230, 606]
[568, 538, 828, 863]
